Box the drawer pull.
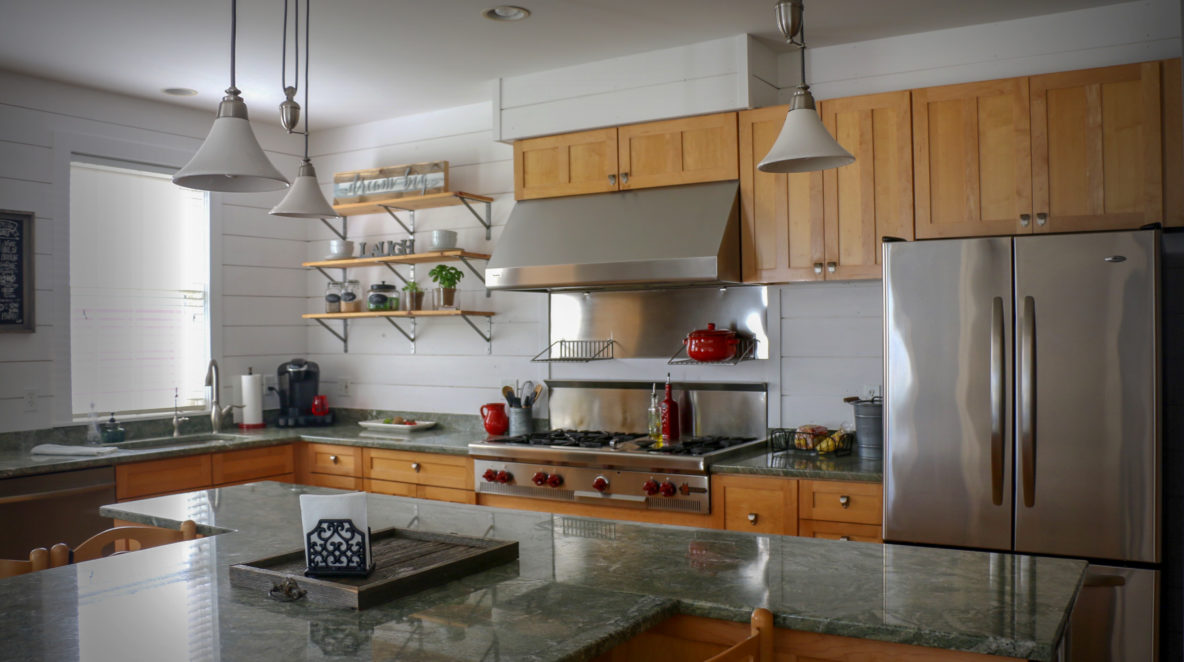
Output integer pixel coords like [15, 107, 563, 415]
[826, 262, 837, 274]
[411, 462, 421, 472]
[839, 495, 850, 508]
[747, 513, 758, 525]
[813, 263, 823, 275]
[608, 174, 616, 186]
[839, 536, 851, 541]
[1020, 213, 1031, 227]
[329, 455, 338, 464]
[621, 172, 629, 184]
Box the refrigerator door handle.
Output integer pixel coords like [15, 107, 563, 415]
[990, 297, 1005, 506]
[1020, 295, 1037, 508]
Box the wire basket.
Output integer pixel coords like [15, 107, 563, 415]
[769, 427, 853, 456]
[531, 339, 615, 363]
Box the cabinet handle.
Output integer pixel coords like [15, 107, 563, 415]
[1036, 212, 1048, 227]
[621, 172, 629, 184]
[329, 455, 338, 464]
[1019, 213, 1031, 228]
[826, 262, 837, 274]
[839, 495, 850, 508]
[813, 263, 823, 275]
[839, 536, 851, 541]
[411, 462, 421, 472]
[608, 174, 616, 186]
[747, 513, 758, 524]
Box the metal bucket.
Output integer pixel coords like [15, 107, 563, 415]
[849, 397, 883, 458]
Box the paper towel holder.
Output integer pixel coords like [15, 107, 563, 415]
[305, 519, 374, 578]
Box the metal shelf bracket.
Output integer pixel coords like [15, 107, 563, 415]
[379, 205, 416, 236]
[457, 254, 491, 298]
[458, 195, 492, 240]
[319, 216, 347, 241]
[384, 317, 417, 354]
[382, 263, 410, 286]
[459, 314, 492, 354]
[312, 318, 349, 353]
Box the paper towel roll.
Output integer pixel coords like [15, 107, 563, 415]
[240, 373, 264, 428]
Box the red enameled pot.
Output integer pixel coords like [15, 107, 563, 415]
[683, 323, 739, 361]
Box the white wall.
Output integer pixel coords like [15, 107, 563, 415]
[0, 69, 308, 432]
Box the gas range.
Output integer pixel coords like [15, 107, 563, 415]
[469, 429, 765, 514]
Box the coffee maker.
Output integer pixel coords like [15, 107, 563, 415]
[276, 359, 331, 427]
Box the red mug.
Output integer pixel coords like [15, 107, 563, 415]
[311, 395, 329, 416]
[480, 402, 509, 435]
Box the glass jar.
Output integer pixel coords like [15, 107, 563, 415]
[368, 281, 398, 311]
[340, 280, 362, 312]
[324, 281, 342, 313]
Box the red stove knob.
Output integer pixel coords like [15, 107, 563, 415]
[659, 481, 678, 497]
[592, 475, 609, 492]
[531, 471, 548, 486]
[642, 479, 660, 495]
[482, 468, 498, 483]
[496, 470, 513, 484]
[547, 473, 564, 488]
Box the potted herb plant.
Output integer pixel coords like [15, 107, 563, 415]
[428, 264, 464, 309]
[401, 281, 424, 311]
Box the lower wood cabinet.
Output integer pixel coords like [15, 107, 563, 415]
[211, 445, 294, 486]
[299, 442, 363, 490]
[713, 475, 883, 543]
[363, 448, 476, 505]
[798, 519, 882, 543]
[116, 444, 295, 501]
[716, 473, 798, 536]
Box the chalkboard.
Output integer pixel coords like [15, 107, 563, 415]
[0, 210, 34, 332]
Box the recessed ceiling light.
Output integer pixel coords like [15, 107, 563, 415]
[483, 5, 530, 21]
[162, 87, 198, 97]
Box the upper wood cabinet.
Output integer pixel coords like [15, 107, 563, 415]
[514, 128, 619, 200]
[913, 78, 1033, 238]
[819, 90, 914, 280]
[1163, 59, 1184, 227]
[1031, 61, 1163, 233]
[617, 113, 738, 190]
[513, 113, 737, 200]
[738, 105, 824, 283]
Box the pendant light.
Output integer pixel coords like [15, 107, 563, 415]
[757, 0, 854, 173]
[270, 0, 337, 218]
[173, 0, 289, 192]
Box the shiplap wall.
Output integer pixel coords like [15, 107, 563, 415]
[0, 69, 306, 432]
[304, 103, 550, 416]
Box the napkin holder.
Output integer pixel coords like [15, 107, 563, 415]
[305, 518, 375, 578]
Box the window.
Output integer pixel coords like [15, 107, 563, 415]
[69, 160, 210, 417]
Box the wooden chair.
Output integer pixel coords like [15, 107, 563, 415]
[0, 547, 50, 579]
[50, 520, 198, 565]
[705, 608, 774, 662]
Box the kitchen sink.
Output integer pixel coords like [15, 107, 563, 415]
[107, 433, 247, 451]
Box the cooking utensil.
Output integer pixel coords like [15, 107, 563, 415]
[683, 323, 739, 362]
[502, 385, 519, 407]
[524, 383, 543, 408]
[518, 381, 535, 404]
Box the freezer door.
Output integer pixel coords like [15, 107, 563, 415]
[1014, 231, 1159, 562]
[1065, 565, 1158, 662]
[883, 237, 1014, 550]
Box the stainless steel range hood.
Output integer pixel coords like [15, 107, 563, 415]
[485, 180, 740, 291]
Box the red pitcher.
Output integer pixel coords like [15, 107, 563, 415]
[480, 403, 509, 435]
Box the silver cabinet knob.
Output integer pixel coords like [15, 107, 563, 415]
[839, 495, 850, 508]
[839, 536, 851, 541]
[747, 513, 758, 524]
[1036, 212, 1048, 226]
[1020, 213, 1031, 227]
[826, 262, 837, 274]
[329, 455, 338, 464]
[411, 462, 421, 472]
[813, 263, 823, 274]
[621, 172, 629, 184]
[608, 174, 616, 186]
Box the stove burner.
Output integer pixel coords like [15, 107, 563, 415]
[491, 430, 757, 455]
[646, 436, 759, 456]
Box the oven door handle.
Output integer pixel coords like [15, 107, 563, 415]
[573, 491, 647, 507]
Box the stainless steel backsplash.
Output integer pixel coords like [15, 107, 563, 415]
[546, 380, 767, 438]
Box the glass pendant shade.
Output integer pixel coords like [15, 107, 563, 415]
[173, 91, 290, 192]
[270, 160, 336, 217]
[758, 91, 854, 174]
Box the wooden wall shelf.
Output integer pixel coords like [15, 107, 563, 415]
[332, 191, 493, 217]
[303, 310, 494, 320]
[304, 310, 494, 355]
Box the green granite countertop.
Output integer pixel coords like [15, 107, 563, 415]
[0, 482, 1083, 661]
[713, 449, 883, 482]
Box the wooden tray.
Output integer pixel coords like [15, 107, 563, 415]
[229, 527, 518, 609]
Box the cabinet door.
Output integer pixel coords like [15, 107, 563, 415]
[820, 91, 914, 280]
[212, 445, 294, 486]
[116, 454, 212, 500]
[514, 128, 619, 200]
[798, 519, 882, 543]
[364, 449, 473, 490]
[798, 480, 882, 526]
[304, 443, 361, 478]
[1031, 61, 1163, 232]
[738, 106, 824, 283]
[913, 78, 1033, 238]
[1161, 58, 1183, 227]
[617, 112, 738, 190]
[715, 474, 797, 535]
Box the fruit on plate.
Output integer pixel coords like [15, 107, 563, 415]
[382, 416, 407, 425]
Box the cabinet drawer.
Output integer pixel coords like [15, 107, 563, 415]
[364, 449, 473, 490]
[798, 480, 882, 525]
[216, 472, 296, 488]
[305, 443, 361, 477]
[799, 519, 882, 543]
[364, 478, 417, 498]
[417, 485, 477, 505]
[116, 454, 212, 500]
[715, 474, 797, 536]
[308, 474, 363, 491]
[212, 445, 294, 486]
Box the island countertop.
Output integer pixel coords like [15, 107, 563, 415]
[0, 482, 1082, 661]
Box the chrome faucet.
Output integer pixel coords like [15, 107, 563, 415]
[172, 389, 189, 438]
[204, 360, 242, 434]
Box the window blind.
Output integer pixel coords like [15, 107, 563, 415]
[69, 161, 210, 417]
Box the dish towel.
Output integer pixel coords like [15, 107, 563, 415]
[30, 444, 118, 456]
[299, 492, 370, 572]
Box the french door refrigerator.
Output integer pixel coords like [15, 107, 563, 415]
[883, 229, 1160, 661]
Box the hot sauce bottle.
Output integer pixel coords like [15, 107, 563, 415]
[660, 373, 680, 442]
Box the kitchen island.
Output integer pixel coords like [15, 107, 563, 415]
[0, 481, 1083, 661]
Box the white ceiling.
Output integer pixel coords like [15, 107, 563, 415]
[0, 0, 1138, 129]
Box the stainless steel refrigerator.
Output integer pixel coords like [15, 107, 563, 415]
[883, 229, 1160, 661]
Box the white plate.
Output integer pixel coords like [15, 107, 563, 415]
[323, 254, 353, 261]
[359, 419, 436, 432]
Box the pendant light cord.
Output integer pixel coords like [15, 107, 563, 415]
[280, 0, 299, 93]
[230, 0, 237, 88]
[798, 16, 807, 87]
[303, 0, 310, 158]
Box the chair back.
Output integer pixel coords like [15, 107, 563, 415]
[704, 608, 773, 662]
[62, 520, 198, 564]
[0, 547, 50, 579]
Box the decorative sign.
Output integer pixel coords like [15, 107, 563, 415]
[0, 210, 33, 332]
[333, 161, 448, 204]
